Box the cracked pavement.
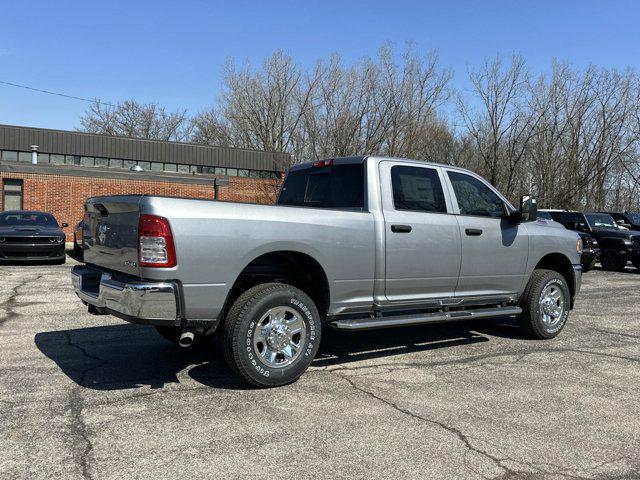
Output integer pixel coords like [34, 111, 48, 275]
[0, 257, 639, 479]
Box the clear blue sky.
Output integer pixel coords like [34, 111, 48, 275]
[0, 0, 638, 131]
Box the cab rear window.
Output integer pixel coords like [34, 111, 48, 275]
[278, 164, 365, 210]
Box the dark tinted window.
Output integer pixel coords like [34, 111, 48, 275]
[278, 164, 365, 209]
[391, 166, 446, 213]
[448, 172, 504, 217]
[560, 212, 588, 231]
[626, 213, 640, 224]
[537, 211, 553, 220]
[0, 212, 58, 227]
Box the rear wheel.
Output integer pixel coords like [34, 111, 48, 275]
[223, 282, 321, 387]
[600, 249, 627, 271]
[519, 269, 571, 339]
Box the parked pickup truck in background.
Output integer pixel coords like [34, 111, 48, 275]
[542, 210, 640, 272]
[72, 156, 583, 387]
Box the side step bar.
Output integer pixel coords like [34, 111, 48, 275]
[330, 306, 522, 331]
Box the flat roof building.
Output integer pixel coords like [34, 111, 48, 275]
[0, 124, 289, 236]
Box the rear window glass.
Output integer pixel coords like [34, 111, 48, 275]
[278, 164, 365, 210]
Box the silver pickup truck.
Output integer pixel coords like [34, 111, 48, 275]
[72, 156, 583, 386]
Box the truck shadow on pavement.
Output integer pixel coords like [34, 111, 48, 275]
[34, 316, 524, 391]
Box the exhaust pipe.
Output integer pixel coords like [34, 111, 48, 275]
[178, 327, 195, 348]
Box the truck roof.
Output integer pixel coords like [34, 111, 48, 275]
[290, 155, 476, 175]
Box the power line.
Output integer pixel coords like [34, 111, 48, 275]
[0, 80, 117, 107]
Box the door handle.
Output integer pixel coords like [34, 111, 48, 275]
[391, 224, 412, 233]
[465, 228, 483, 236]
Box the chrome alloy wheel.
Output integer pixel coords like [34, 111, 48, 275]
[539, 282, 565, 328]
[252, 306, 306, 368]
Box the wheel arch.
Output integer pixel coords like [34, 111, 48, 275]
[533, 253, 576, 306]
[222, 250, 331, 323]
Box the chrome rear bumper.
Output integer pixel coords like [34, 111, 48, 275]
[71, 265, 179, 324]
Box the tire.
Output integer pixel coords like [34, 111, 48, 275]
[600, 249, 627, 271]
[519, 269, 571, 339]
[73, 243, 84, 261]
[222, 282, 321, 388]
[582, 258, 596, 273]
[154, 325, 181, 345]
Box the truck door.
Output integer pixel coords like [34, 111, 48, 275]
[379, 161, 462, 303]
[444, 170, 528, 298]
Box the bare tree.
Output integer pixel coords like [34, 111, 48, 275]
[79, 100, 190, 141]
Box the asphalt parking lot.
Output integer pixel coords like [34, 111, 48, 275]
[1, 257, 639, 480]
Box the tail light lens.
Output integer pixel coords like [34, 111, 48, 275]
[138, 214, 177, 268]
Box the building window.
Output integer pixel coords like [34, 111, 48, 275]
[227, 168, 238, 177]
[80, 156, 95, 167]
[1, 151, 17, 162]
[95, 157, 109, 167]
[164, 163, 177, 172]
[123, 160, 136, 170]
[151, 162, 164, 171]
[177, 164, 190, 173]
[50, 154, 65, 164]
[109, 159, 123, 168]
[2, 179, 23, 211]
[238, 169, 249, 177]
[18, 152, 31, 162]
[249, 170, 260, 178]
[189, 165, 202, 174]
[65, 155, 80, 165]
[136, 161, 150, 170]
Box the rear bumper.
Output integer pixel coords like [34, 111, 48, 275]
[71, 265, 179, 325]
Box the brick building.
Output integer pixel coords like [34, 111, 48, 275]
[0, 124, 288, 237]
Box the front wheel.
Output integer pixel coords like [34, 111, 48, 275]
[519, 269, 571, 339]
[222, 283, 321, 387]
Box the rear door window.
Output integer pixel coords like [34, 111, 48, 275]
[390, 166, 446, 213]
[278, 163, 365, 210]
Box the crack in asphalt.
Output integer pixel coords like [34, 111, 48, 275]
[330, 370, 520, 479]
[315, 344, 640, 377]
[592, 329, 640, 340]
[62, 331, 108, 480]
[0, 274, 43, 326]
[330, 370, 613, 480]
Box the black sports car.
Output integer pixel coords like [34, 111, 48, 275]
[0, 211, 68, 263]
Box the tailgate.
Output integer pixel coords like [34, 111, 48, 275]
[83, 196, 142, 276]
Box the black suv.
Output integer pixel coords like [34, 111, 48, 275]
[545, 211, 640, 271]
[599, 211, 640, 232]
[538, 210, 599, 271]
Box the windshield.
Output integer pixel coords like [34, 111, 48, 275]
[0, 212, 59, 227]
[585, 213, 617, 229]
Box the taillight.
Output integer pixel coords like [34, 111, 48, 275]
[138, 214, 177, 268]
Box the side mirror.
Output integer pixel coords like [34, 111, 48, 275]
[62, 222, 69, 228]
[519, 195, 538, 222]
